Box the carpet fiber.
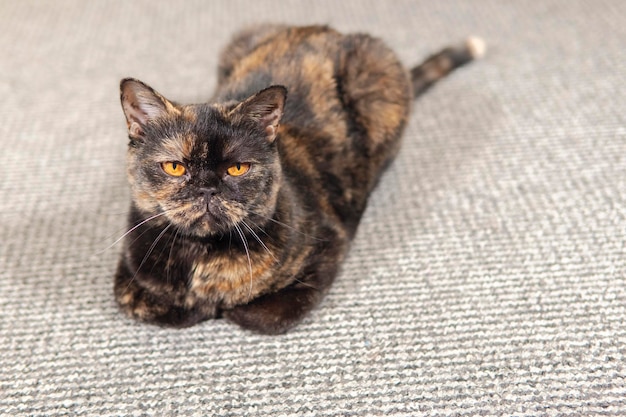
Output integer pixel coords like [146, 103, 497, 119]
[1, 1, 625, 415]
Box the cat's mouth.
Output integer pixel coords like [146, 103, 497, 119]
[172, 196, 247, 237]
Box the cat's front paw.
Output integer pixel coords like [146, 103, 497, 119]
[223, 285, 321, 334]
[114, 264, 211, 328]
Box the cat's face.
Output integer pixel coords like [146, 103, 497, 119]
[120, 79, 286, 237]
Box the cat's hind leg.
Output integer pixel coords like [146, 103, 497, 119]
[332, 34, 413, 207]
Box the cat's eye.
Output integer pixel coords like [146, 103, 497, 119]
[161, 161, 187, 177]
[227, 162, 251, 177]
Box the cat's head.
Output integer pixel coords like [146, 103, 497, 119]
[120, 78, 286, 237]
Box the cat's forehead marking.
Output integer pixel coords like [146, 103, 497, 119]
[189, 140, 210, 161]
[181, 106, 198, 123]
[212, 103, 231, 118]
[161, 133, 195, 161]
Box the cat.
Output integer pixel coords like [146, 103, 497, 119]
[115, 24, 484, 334]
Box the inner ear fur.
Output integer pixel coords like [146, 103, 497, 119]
[229, 85, 287, 142]
[120, 78, 179, 140]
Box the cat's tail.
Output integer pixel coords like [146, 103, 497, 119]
[411, 37, 486, 98]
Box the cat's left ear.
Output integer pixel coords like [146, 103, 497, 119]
[229, 85, 287, 142]
[120, 78, 179, 140]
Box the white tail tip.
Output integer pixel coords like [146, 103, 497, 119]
[466, 36, 486, 59]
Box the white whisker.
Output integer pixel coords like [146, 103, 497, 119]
[165, 226, 182, 285]
[234, 224, 254, 298]
[126, 224, 172, 291]
[241, 220, 277, 262]
[249, 210, 327, 242]
[97, 211, 171, 254]
[241, 219, 319, 291]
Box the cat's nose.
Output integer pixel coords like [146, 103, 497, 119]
[199, 187, 217, 211]
[199, 187, 218, 197]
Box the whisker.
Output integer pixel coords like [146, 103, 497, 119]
[85, 208, 129, 217]
[96, 211, 171, 254]
[241, 220, 319, 291]
[245, 218, 274, 242]
[241, 220, 277, 262]
[249, 210, 328, 242]
[166, 226, 182, 285]
[126, 224, 172, 291]
[152, 232, 172, 273]
[234, 224, 254, 298]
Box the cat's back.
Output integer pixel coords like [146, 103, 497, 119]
[215, 25, 411, 136]
[216, 25, 411, 233]
[215, 25, 341, 100]
[215, 26, 342, 128]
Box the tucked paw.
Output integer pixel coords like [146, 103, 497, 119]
[223, 286, 321, 334]
[114, 276, 211, 328]
[117, 286, 211, 328]
[116, 284, 164, 321]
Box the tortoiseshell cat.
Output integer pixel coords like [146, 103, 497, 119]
[115, 25, 484, 334]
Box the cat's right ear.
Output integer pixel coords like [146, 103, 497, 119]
[120, 78, 178, 140]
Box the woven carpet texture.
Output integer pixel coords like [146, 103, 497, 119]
[1, 1, 625, 415]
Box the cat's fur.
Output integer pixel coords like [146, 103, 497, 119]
[115, 25, 483, 334]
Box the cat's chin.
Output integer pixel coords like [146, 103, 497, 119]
[191, 217, 216, 236]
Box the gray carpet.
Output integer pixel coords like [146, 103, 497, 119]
[1, 0, 625, 415]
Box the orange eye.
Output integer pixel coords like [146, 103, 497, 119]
[161, 161, 186, 177]
[227, 162, 251, 177]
